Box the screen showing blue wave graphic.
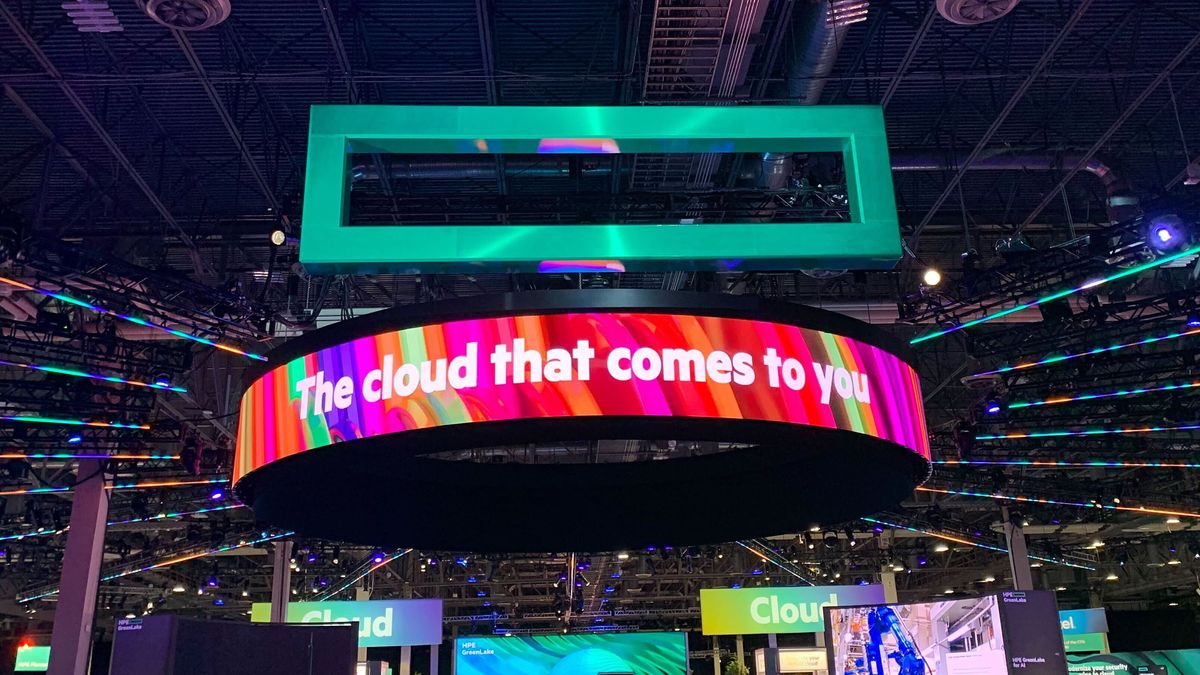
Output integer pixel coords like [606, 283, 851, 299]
[454, 632, 688, 675]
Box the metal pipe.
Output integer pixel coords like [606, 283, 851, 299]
[786, 1, 846, 105]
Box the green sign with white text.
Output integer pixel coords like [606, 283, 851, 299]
[700, 585, 885, 635]
[1064, 633, 1109, 653]
[14, 645, 49, 671]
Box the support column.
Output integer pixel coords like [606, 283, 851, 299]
[763, 633, 780, 675]
[1002, 506, 1034, 590]
[270, 540, 294, 622]
[711, 636, 720, 675]
[735, 634, 744, 672]
[47, 459, 110, 675]
[398, 646, 411, 675]
[880, 567, 898, 603]
[429, 643, 439, 675]
[355, 586, 370, 663]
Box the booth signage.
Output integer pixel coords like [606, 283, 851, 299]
[300, 105, 900, 273]
[1059, 608, 1109, 636]
[1063, 633, 1108, 653]
[250, 599, 442, 647]
[234, 311, 928, 483]
[14, 645, 50, 672]
[700, 585, 886, 635]
[755, 648, 828, 673]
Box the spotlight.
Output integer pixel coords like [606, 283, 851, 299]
[933, 543, 950, 553]
[1147, 215, 1191, 254]
[67, 435, 82, 444]
[983, 393, 1004, 416]
[823, 531, 839, 549]
[1187, 312, 1200, 328]
[371, 551, 386, 564]
[922, 268, 942, 287]
[270, 229, 287, 246]
[209, 489, 225, 501]
[153, 373, 172, 388]
[206, 575, 218, 588]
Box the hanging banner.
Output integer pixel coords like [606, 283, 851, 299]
[700, 585, 886, 635]
[250, 599, 442, 647]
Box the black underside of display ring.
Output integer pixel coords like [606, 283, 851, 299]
[237, 417, 927, 552]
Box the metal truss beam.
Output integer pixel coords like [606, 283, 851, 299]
[0, 3, 209, 279]
[909, 0, 1095, 245]
[172, 31, 281, 214]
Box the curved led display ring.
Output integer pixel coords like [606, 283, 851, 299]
[234, 291, 930, 551]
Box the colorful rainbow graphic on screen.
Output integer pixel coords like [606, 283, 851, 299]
[234, 313, 928, 483]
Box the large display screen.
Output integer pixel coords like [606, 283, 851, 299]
[234, 312, 928, 482]
[454, 632, 688, 675]
[825, 591, 1068, 675]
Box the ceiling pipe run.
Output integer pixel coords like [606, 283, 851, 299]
[890, 149, 1139, 224]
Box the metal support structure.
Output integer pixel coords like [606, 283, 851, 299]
[172, 32, 282, 213]
[430, 644, 440, 675]
[879, 567, 899, 603]
[764, 633, 780, 675]
[1001, 506, 1034, 591]
[735, 634, 745, 672]
[270, 540, 294, 622]
[47, 459, 110, 675]
[398, 646, 412, 675]
[0, 2, 210, 277]
[879, 3, 937, 109]
[712, 636, 722, 675]
[355, 586, 370, 662]
[1017, 29, 1200, 229]
[909, 0, 1095, 245]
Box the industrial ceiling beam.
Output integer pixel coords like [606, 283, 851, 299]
[908, 0, 1095, 247]
[878, 2, 936, 110]
[1018, 30, 1200, 230]
[172, 30, 282, 214]
[0, 2, 210, 278]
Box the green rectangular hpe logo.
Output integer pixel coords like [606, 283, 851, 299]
[299, 105, 901, 273]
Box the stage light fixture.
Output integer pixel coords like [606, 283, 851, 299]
[210, 488, 225, 501]
[977, 423, 1200, 441]
[1147, 215, 1191, 254]
[983, 393, 1003, 415]
[1189, 313, 1200, 328]
[270, 229, 288, 247]
[1006, 380, 1200, 409]
[0, 275, 266, 361]
[911, 243, 1200, 344]
[917, 486, 1200, 520]
[67, 435, 82, 444]
[974, 326, 1200, 378]
[861, 517, 1092, 570]
[0, 415, 148, 429]
[935, 459, 1200, 469]
[922, 268, 942, 287]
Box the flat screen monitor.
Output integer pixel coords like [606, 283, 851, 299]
[824, 590, 1068, 675]
[454, 632, 688, 675]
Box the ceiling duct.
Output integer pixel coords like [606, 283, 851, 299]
[143, 0, 230, 31]
[786, 0, 861, 105]
[936, 0, 1020, 26]
[890, 149, 1139, 224]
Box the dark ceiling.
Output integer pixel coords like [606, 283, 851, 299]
[1, 0, 1200, 645]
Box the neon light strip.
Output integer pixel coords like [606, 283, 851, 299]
[0, 504, 244, 542]
[977, 423, 1200, 440]
[935, 459, 1200, 469]
[910, 244, 1200, 345]
[18, 530, 293, 602]
[861, 517, 1095, 570]
[0, 453, 178, 460]
[0, 415, 148, 429]
[972, 327, 1200, 377]
[0, 358, 187, 393]
[1008, 381, 1200, 409]
[917, 486, 1200, 519]
[0, 275, 267, 362]
[315, 549, 411, 600]
[0, 477, 227, 497]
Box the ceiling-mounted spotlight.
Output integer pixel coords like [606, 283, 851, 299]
[269, 229, 292, 247]
[1147, 214, 1192, 255]
[922, 268, 942, 287]
[983, 391, 1004, 416]
[823, 531, 840, 550]
[1187, 312, 1200, 328]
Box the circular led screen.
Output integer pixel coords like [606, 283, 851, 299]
[234, 291, 929, 551]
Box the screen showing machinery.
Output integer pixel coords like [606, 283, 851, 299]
[454, 632, 688, 675]
[825, 591, 1068, 675]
